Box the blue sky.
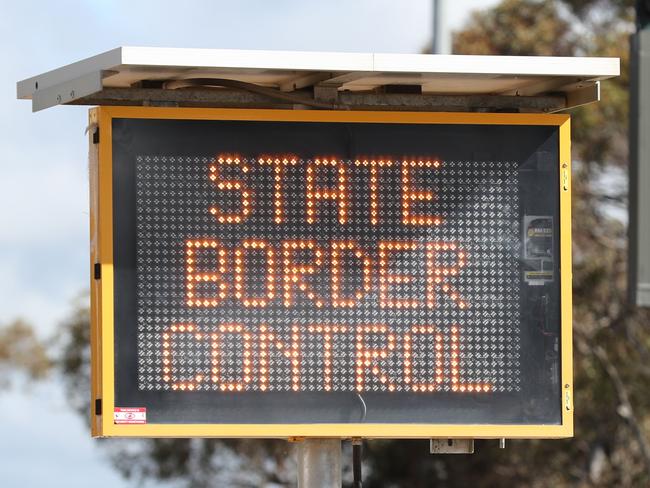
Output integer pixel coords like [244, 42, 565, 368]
[1, 1, 496, 486]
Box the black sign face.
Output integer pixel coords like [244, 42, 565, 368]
[110, 116, 563, 426]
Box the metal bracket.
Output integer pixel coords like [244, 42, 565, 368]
[430, 439, 474, 454]
[313, 84, 339, 103]
[562, 81, 601, 111]
[280, 72, 334, 92]
[32, 71, 103, 112]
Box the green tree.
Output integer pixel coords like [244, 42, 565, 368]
[366, 1, 650, 486]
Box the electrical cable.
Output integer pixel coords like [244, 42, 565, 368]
[353, 395, 365, 487]
[163, 78, 340, 110]
[352, 440, 363, 488]
[356, 393, 367, 422]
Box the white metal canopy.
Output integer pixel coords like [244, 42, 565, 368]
[16, 46, 620, 112]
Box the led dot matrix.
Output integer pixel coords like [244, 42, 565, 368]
[136, 153, 521, 395]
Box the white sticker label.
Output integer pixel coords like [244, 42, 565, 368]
[114, 407, 146, 424]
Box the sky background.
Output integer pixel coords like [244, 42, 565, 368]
[1, 1, 497, 486]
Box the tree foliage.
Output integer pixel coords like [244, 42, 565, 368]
[49, 1, 650, 486]
[57, 298, 297, 487]
[366, 1, 650, 487]
[0, 319, 50, 389]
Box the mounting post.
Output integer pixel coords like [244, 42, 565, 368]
[297, 438, 342, 488]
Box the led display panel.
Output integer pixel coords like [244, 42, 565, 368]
[90, 107, 573, 438]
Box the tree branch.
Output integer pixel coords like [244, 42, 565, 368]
[576, 332, 650, 475]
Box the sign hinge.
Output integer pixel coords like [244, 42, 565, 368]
[95, 398, 102, 416]
[562, 163, 569, 191]
[94, 263, 101, 280]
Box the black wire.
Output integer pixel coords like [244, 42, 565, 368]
[353, 441, 362, 488]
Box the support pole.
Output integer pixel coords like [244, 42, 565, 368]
[629, 0, 650, 307]
[297, 439, 341, 488]
[432, 0, 451, 54]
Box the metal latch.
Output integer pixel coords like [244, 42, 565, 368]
[430, 439, 474, 454]
[562, 163, 570, 191]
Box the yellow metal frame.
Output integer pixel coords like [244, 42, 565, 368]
[90, 106, 573, 439]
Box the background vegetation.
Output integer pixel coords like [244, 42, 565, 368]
[1, 0, 647, 486]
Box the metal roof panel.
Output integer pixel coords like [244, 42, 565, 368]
[16, 46, 620, 112]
